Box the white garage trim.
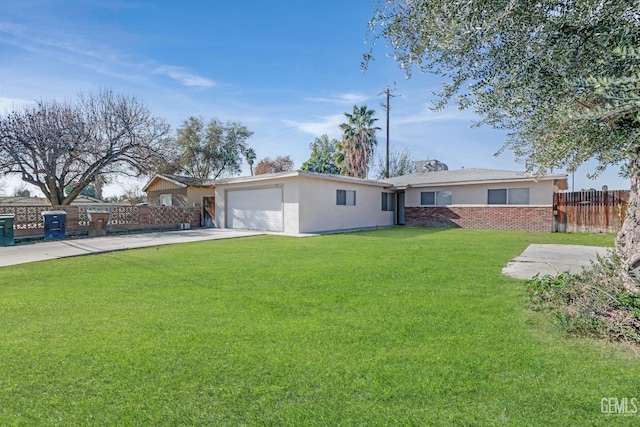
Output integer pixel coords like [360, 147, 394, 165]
[226, 186, 284, 232]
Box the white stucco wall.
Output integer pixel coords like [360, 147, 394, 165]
[404, 180, 557, 207]
[215, 173, 395, 233]
[297, 177, 394, 233]
[283, 179, 301, 233]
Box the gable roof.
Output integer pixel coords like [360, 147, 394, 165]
[380, 168, 567, 188]
[142, 174, 214, 192]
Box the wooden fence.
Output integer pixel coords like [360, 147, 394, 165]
[0, 205, 201, 238]
[553, 190, 629, 233]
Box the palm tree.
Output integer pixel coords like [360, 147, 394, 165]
[243, 147, 256, 176]
[338, 105, 379, 178]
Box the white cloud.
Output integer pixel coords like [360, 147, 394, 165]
[306, 92, 369, 104]
[0, 20, 102, 61]
[0, 96, 34, 113]
[0, 22, 23, 36]
[1, 20, 216, 90]
[283, 113, 344, 138]
[154, 65, 216, 88]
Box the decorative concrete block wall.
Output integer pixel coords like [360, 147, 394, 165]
[0, 205, 200, 238]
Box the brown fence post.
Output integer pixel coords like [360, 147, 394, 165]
[61, 206, 80, 233]
[553, 192, 567, 232]
[191, 209, 201, 228]
[139, 206, 150, 227]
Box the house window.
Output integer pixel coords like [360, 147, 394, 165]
[337, 190, 356, 206]
[160, 194, 172, 206]
[508, 188, 530, 205]
[421, 191, 435, 205]
[487, 189, 507, 205]
[420, 191, 452, 206]
[488, 188, 530, 205]
[437, 191, 452, 205]
[382, 193, 395, 211]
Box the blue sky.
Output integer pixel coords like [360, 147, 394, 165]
[0, 0, 628, 196]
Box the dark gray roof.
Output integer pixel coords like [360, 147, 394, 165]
[380, 168, 567, 187]
[142, 174, 215, 191]
[158, 174, 214, 187]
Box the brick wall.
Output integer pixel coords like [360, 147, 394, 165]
[405, 206, 553, 232]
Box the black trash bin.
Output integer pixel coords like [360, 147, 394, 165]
[0, 214, 15, 246]
[42, 211, 66, 240]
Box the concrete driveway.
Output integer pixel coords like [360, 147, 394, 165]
[502, 244, 612, 280]
[0, 228, 264, 268]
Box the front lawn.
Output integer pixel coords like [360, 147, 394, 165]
[0, 228, 636, 425]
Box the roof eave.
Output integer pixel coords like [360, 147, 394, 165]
[142, 174, 189, 192]
[400, 175, 567, 188]
[215, 170, 393, 188]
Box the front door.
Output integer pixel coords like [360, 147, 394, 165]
[203, 196, 215, 227]
[396, 191, 405, 225]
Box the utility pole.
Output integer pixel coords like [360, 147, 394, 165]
[385, 88, 390, 178]
[380, 86, 398, 178]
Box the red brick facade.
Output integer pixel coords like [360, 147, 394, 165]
[405, 206, 553, 232]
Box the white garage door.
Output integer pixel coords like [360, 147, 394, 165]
[226, 187, 283, 232]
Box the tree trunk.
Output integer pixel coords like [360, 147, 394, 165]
[616, 158, 640, 282]
[95, 174, 103, 200]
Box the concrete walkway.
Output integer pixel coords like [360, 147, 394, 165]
[502, 244, 612, 280]
[0, 228, 266, 268]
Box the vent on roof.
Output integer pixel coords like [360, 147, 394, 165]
[416, 159, 448, 173]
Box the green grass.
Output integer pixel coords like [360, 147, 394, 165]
[0, 227, 636, 426]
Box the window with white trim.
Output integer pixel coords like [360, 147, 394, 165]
[488, 188, 529, 205]
[381, 193, 395, 211]
[337, 189, 356, 206]
[420, 190, 452, 206]
[160, 194, 172, 206]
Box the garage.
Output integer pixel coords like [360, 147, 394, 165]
[225, 186, 283, 232]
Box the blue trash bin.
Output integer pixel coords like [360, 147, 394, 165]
[0, 214, 15, 246]
[42, 211, 67, 240]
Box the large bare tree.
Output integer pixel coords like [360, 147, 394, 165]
[0, 90, 172, 205]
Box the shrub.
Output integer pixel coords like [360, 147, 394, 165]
[524, 252, 640, 346]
